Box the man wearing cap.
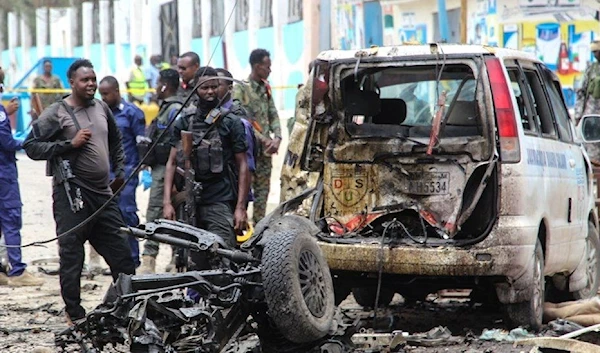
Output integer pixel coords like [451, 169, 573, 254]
[576, 40, 600, 163]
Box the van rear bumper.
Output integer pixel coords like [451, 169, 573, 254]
[318, 222, 538, 280]
[319, 242, 534, 278]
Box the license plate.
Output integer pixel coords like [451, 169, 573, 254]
[408, 172, 449, 195]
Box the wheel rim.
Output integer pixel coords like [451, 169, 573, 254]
[583, 236, 598, 297]
[298, 249, 327, 318]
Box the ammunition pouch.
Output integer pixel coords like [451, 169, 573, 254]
[136, 140, 156, 166]
[193, 140, 224, 180]
[137, 140, 171, 166]
[154, 142, 171, 165]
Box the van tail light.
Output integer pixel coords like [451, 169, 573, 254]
[485, 57, 520, 163]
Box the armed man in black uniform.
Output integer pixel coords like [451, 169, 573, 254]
[163, 67, 250, 267]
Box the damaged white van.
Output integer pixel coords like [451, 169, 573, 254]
[276, 44, 600, 330]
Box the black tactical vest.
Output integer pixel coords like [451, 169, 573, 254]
[190, 108, 232, 181]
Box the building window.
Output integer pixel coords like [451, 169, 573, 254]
[288, 0, 302, 23]
[192, 0, 202, 38]
[235, 0, 249, 32]
[211, 0, 224, 37]
[259, 0, 272, 28]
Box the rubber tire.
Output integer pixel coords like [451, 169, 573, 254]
[572, 222, 600, 300]
[261, 231, 335, 344]
[352, 287, 395, 308]
[505, 240, 544, 331]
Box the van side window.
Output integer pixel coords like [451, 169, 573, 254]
[523, 70, 556, 137]
[542, 72, 573, 143]
[507, 68, 537, 133]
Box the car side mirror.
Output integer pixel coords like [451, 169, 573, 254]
[580, 114, 600, 143]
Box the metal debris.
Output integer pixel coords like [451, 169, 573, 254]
[515, 337, 600, 353]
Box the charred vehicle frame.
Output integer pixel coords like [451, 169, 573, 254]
[55, 214, 338, 353]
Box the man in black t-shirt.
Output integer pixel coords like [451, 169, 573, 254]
[163, 66, 249, 250]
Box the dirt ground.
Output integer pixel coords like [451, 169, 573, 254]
[0, 156, 595, 353]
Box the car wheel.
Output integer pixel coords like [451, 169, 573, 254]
[261, 231, 335, 343]
[572, 222, 600, 300]
[352, 287, 395, 308]
[505, 240, 544, 331]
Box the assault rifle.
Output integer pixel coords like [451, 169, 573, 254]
[181, 130, 202, 227]
[52, 157, 84, 213]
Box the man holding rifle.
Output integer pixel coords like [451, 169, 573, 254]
[162, 67, 249, 270]
[23, 59, 135, 324]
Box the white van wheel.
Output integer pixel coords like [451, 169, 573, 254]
[505, 240, 544, 331]
[572, 222, 600, 300]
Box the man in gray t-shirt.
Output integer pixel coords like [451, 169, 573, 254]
[23, 59, 135, 323]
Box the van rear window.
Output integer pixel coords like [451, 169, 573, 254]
[342, 64, 482, 138]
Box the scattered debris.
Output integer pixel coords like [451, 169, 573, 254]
[515, 337, 600, 353]
[81, 283, 99, 292]
[392, 326, 462, 347]
[479, 328, 534, 342]
[560, 322, 600, 339]
[547, 319, 586, 336]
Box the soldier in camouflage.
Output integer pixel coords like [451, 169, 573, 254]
[232, 49, 281, 222]
[575, 40, 600, 163]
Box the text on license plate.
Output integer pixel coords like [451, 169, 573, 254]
[408, 172, 449, 195]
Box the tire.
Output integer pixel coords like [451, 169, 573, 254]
[261, 231, 335, 343]
[505, 240, 544, 331]
[352, 287, 395, 308]
[572, 222, 600, 300]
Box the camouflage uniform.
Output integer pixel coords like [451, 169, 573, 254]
[575, 62, 600, 162]
[33, 75, 63, 110]
[232, 77, 281, 222]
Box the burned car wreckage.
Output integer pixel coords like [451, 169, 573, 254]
[55, 212, 339, 353]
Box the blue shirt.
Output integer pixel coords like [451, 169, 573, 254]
[112, 101, 146, 168]
[145, 65, 160, 88]
[0, 104, 23, 208]
[223, 99, 255, 172]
